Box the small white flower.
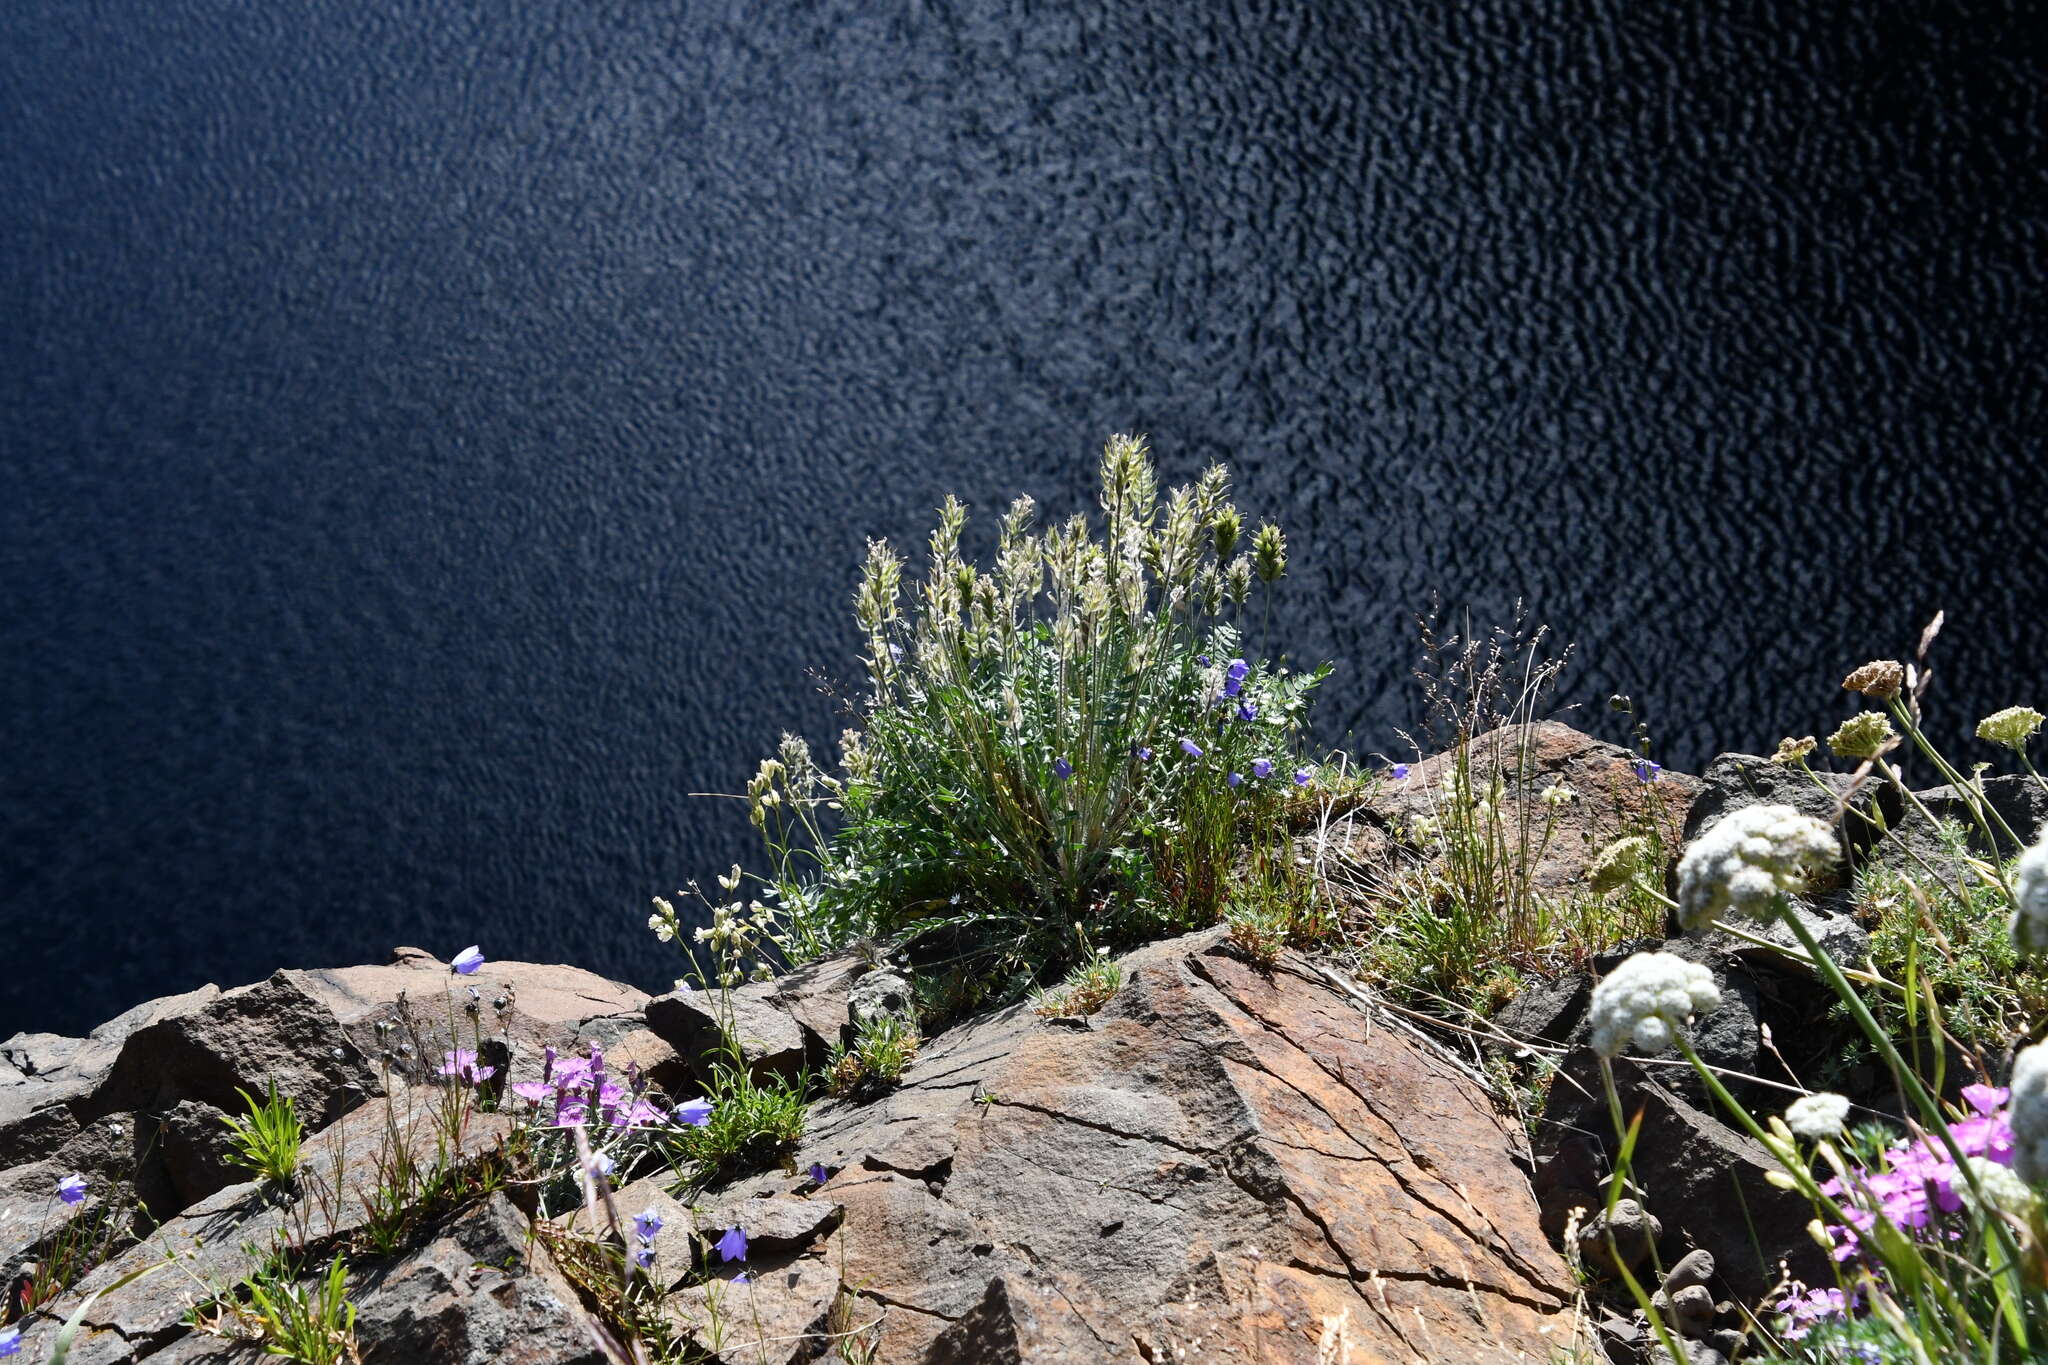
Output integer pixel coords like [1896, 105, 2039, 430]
[2011, 1042, 2048, 1184]
[1783, 1092, 1851, 1141]
[1589, 952, 1721, 1057]
[2012, 834, 2048, 956]
[1675, 805, 1837, 928]
[1539, 781, 1577, 808]
[717, 864, 743, 892]
[647, 913, 674, 943]
[1964, 1157, 2037, 1216]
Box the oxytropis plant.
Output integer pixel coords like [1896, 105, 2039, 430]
[654, 434, 1328, 1009]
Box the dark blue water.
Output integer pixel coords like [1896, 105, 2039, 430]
[5, 1, 2045, 1037]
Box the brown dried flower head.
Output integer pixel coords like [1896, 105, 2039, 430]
[1841, 659, 1905, 700]
[1769, 736, 1817, 765]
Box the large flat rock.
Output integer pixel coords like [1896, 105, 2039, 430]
[779, 928, 1580, 1364]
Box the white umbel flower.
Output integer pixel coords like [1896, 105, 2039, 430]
[1589, 952, 1722, 1058]
[2012, 1043, 2048, 1184]
[1675, 805, 1838, 929]
[1963, 1157, 2037, 1216]
[2012, 834, 2048, 956]
[1783, 1092, 1851, 1141]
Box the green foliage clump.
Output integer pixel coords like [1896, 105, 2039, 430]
[666, 1057, 807, 1186]
[1851, 822, 2048, 1063]
[725, 435, 1325, 996]
[827, 1012, 920, 1098]
[1032, 954, 1125, 1018]
[220, 1081, 304, 1185]
[214, 1252, 356, 1365]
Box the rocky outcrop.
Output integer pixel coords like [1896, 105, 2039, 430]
[0, 946, 662, 1362]
[644, 948, 871, 1087]
[778, 928, 1581, 1364]
[350, 1194, 603, 1365]
[1506, 928, 1851, 1307]
[1360, 720, 1701, 893]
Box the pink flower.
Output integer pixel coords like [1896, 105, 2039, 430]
[439, 1050, 495, 1084]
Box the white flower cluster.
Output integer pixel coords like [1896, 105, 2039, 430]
[2012, 1041, 2048, 1184]
[1782, 1092, 1851, 1141]
[1675, 805, 1837, 929]
[1964, 1157, 2037, 1216]
[2012, 833, 2048, 956]
[1589, 952, 1722, 1057]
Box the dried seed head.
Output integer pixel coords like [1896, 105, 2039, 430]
[1587, 835, 1654, 893]
[1098, 434, 1157, 540]
[839, 727, 872, 782]
[929, 494, 967, 563]
[1841, 660, 1905, 700]
[1769, 735, 1817, 765]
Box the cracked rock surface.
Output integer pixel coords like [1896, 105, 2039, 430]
[3, 933, 1580, 1364]
[790, 928, 1579, 1364]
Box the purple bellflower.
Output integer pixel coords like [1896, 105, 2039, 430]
[631, 1244, 656, 1269]
[1292, 768, 1313, 787]
[1052, 757, 1072, 781]
[809, 1163, 831, 1185]
[1251, 758, 1274, 779]
[1390, 763, 1411, 780]
[716, 1226, 749, 1263]
[1633, 759, 1662, 783]
[675, 1097, 714, 1127]
[451, 945, 485, 975]
[0, 1325, 19, 1356]
[57, 1173, 87, 1206]
[1178, 737, 1202, 758]
[1227, 772, 1243, 788]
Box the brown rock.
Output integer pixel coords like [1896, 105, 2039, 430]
[1365, 721, 1701, 895]
[645, 984, 808, 1086]
[352, 1192, 603, 1364]
[84, 973, 381, 1133]
[690, 1192, 840, 1259]
[665, 1255, 843, 1365]
[925, 1274, 1111, 1364]
[792, 928, 1580, 1364]
[13, 1091, 516, 1361]
[1, 985, 223, 1167]
[644, 946, 872, 1089]
[1538, 1063, 1820, 1304]
[286, 949, 680, 1100]
[563, 1176, 697, 1290]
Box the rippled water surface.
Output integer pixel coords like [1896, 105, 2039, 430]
[4, 1, 2045, 1035]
